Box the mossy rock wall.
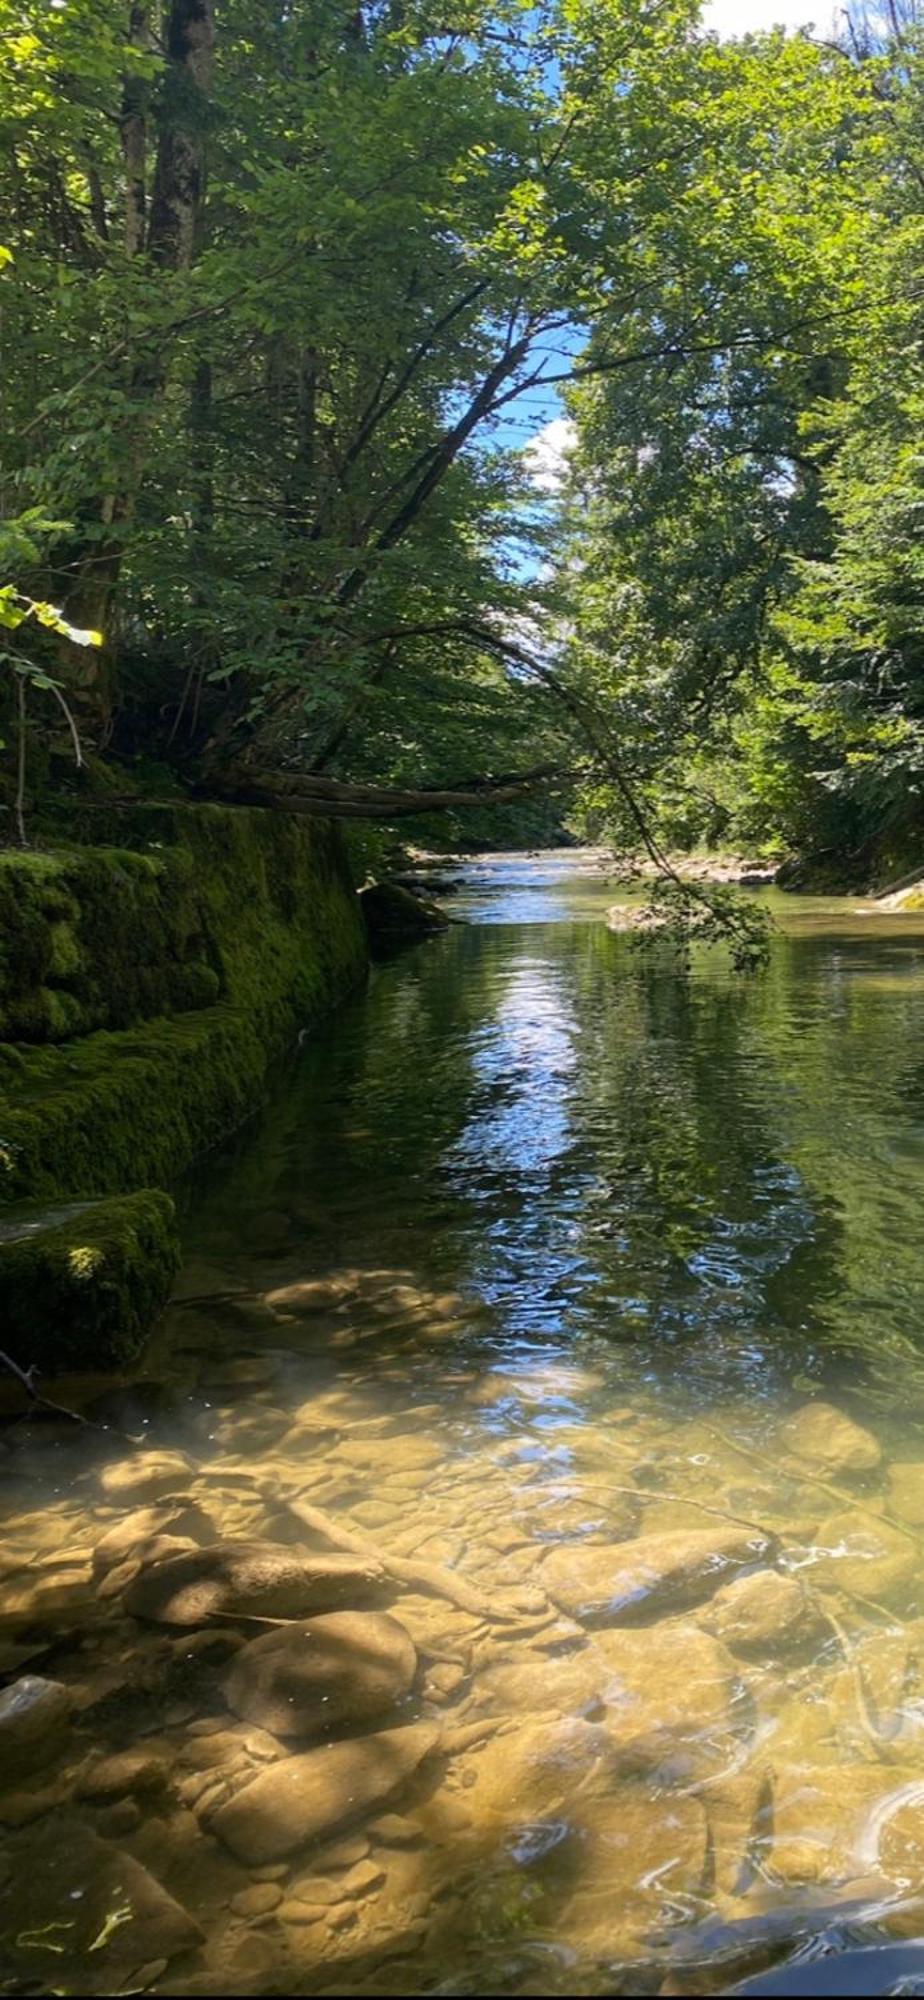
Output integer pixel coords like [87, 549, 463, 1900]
[0, 807, 367, 1367]
[0, 845, 220, 1044]
[0, 1192, 182, 1371]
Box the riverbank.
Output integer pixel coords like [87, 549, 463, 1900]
[406, 845, 780, 887]
[0, 807, 368, 1370]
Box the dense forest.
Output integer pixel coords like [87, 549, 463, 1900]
[3, 0, 924, 885]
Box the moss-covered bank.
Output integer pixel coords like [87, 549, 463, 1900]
[0, 1191, 181, 1371]
[0, 806, 367, 1368]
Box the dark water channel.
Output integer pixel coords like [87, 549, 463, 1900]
[9, 853, 924, 1996]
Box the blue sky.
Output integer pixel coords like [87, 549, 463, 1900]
[514, 0, 842, 489]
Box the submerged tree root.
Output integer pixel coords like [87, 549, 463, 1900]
[279, 1490, 534, 1623]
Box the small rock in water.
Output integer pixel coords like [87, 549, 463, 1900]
[0, 1676, 71, 1783]
[223, 1611, 417, 1737]
[594, 1622, 739, 1781]
[208, 1721, 441, 1864]
[77, 1750, 171, 1801]
[92, 1499, 213, 1578]
[698, 1568, 822, 1655]
[318, 1834, 370, 1868]
[780, 1402, 881, 1478]
[98, 1450, 197, 1505]
[806, 1510, 916, 1602]
[230, 1881, 283, 1917]
[367, 1812, 422, 1846]
[540, 1525, 772, 1624]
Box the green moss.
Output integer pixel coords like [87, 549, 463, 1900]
[359, 879, 450, 956]
[0, 807, 368, 1208]
[0, 1189, 180, 1371]
[0, 845, 216, 1043]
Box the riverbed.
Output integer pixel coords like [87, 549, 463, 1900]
[7, 852, 924, 1995]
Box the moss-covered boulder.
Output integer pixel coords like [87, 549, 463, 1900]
[0, 1190, 180, 1371]
[359, 879, 449, 955]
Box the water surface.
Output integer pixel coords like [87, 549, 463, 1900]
[8, 854, 924, 1996]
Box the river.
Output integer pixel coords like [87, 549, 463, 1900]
[8, 851, 924, 1996]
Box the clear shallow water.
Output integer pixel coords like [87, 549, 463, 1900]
[9, 857, 924, 1995]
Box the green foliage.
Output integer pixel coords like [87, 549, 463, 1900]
[630, 878, 775, 973]
[5, 0, 923, 897]
[560, 11, 924, 884]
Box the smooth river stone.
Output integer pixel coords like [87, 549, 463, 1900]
[768, 1763, 923, 1886]
[540, 1525, 772, 1624]
[122, 1539, 385, 1625]
[208, 1721, 440, 1864]
[780, 1402, 881, 1478]
[697, 1568, 822, 1656]
[594, 1623, 740, 1780]
[886, 1462, 924, 1526]
[0, 1676, 71, 1783]
[806, 1511, 917, 1602]
[92, 1500, 213, 1578]
[559, 1789, 710, 1952]
[98, 1450, 198, 1505]
[447, 1715, 614, 1829]
[224, 1611, 417, 1737]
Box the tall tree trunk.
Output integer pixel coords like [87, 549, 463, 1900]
[121, 4, 152, 256]
[148, 0, 214, 271]
[58, 0, 215, 744]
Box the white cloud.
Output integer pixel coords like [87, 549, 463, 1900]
[522, 416, 577, 496]
[701, 0, 838, 33]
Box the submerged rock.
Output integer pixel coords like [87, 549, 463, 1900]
[886, 1461, 924, 1526]
[0, 1819, 202, 1990]
[769, 1762, 923, 1885]
[594, 1622, 740, 1780]
[780, 1403, 881, 1479]
[448, 1715, 613, 1829]
[99, 1449, 197, 1505]
[698, 1568, 821, 1655]
[122, 1539, 385, 1625]
[0, 1675, 71, 1782]
[806, 1511, 916, 1602]
[76, 1749, 172, 1802]
[208, 1721, 441, 1863]
[540, 1525, 772, 1624]
[224, 1611, 417, 1737]
[92, 1499, 214, 1579]
[560, 1789, 710, 1952]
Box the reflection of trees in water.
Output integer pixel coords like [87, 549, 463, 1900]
[555, 928, 847, 1399]
[179, 916, 924, 1410]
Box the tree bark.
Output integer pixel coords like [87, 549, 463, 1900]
[121, 4, 152, 256]
[148, 0, 215, 270]
[202, 763, 563, 820]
